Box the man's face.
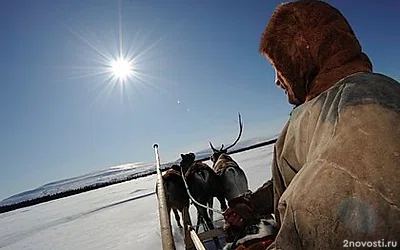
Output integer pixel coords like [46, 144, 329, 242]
[275, 69, 302, 105]
[264, 53, 301, 105]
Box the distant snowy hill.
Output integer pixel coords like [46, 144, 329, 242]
[0, 162, 160, 207]
[0, 136, 276, 207]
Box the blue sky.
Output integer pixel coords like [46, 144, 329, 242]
[0, 0, 399, 200]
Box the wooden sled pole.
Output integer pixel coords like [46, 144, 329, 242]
[189, 227, 206, 250]
[154, 144, 176, 250]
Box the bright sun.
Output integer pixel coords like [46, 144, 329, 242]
[110, 58, 133, 82]
[65, 2, 167, 108]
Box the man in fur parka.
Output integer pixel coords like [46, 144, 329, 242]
[223, 1, 400, 249]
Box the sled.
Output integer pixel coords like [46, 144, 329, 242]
[184, 225, 226, 250]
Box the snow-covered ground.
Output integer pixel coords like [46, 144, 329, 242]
[0, 162, 170, 207]
[0, 136, 273, 207]
[0, 144, 274, 250]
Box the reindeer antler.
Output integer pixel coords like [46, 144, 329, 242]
[209, 141, 218, 152]
[209, 113, 243, 154]
[224, 113, 243, 151]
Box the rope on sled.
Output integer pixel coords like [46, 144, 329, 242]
[180, 165, 224, 215]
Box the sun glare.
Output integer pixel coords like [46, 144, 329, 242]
[63, 1, 169, 108]
[110, 58, 133, 82]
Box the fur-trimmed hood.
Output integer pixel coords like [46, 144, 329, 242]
[259, 0, 372, 105]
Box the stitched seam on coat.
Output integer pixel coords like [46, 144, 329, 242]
[293, 210, 304, 249]
[283, 157, 299, 174]
[293, 206, 337, 224]
[332, 84, 346, 136]
[325, 161, 399, 210]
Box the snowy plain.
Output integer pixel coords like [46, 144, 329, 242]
[0, 144, 274, 250]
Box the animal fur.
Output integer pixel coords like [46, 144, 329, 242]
[213, 153, 249, 201]
[180, 153, 227, 248]
[223, 218, 277, 250]
[182, 160, 227, 224]
[259, 0, 372, 105]
[159, 168, 190, 228]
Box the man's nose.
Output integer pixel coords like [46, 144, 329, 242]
[275, 70, 281, 86]
[275, 78, 282, 87]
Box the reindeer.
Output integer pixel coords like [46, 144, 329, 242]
[180, 152, 227, 249]
[158, 165, 191, 229]
[209, 113, 249, 201]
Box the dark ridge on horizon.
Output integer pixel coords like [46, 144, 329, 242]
[0, 137, 277, 214]
[0, 165, 169, 214]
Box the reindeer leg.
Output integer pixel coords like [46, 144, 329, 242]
[217, 194, 227, 211]
[197, 205, 221, 248]
[197, 205, 213, 232]
[182, 206, 192, 227]
[182, 206, 193, 249]
[202, 208, 222, 249]
[215, 180, 228, 212]
[167, 206, 172, 228]
[208, 197, 214, 221]
[195, 209, 202, 233]
[172, 208, 182, 228]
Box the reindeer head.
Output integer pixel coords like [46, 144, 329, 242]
[179, 152, 196, 173]
[170, 164, 181, 172]
[209, 113, 243, 166]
